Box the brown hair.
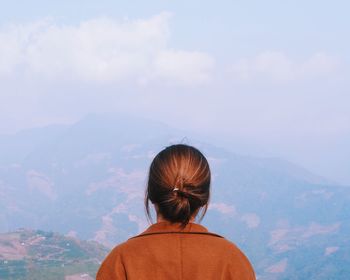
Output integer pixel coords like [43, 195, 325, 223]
[145, 144, 211, 228]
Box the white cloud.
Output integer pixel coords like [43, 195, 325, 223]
[209, 202, 236, 216]
[324, 246, 339, 256]
[300, 52, 339, 78]
[241, 213, 260, 228]
[209, 203, 261, 229]
[230, 51, 339, 83]
[265, 258, 288, 274]
[147, 50, 215, 86]
[0, 13, 214, 86]
[269, 222, 341, 253]
[301, 222, 340, 238]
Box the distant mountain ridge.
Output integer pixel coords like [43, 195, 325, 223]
[0, 113, 349, 279]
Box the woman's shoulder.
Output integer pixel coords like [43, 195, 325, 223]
[104, 224, 250, 262]
[215, 236, 249, 255]
[102, 231, 255, 279]
[218, 238, 255, 278]
[198, 233, 252, 261]
[113, 229, 247, 258]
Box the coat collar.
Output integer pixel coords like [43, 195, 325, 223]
[129, 221, 224, 240]
[143, 221, 209, 234]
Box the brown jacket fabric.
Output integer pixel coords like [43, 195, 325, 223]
[96, 221, 256, 280]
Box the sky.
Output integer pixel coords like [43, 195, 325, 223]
[0, 0, 349, 184]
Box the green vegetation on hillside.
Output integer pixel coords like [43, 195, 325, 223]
[0, 229, 108, 280]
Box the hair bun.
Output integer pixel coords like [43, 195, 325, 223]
[145, 144, 211, 228]
[174, 189, 190, 199]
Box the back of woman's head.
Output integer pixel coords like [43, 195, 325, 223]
[145, 144, 211, 228]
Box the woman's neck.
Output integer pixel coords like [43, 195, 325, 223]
[156, 215, 196, 223]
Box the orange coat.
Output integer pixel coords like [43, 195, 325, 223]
[96, 221, 256, 280]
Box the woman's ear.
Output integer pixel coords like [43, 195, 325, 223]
[153, 203, 159, 213]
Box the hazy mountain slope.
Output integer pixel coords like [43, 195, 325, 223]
[0, 114, 349, 279]
[0, 124, 68, 165]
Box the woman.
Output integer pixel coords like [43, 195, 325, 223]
[97, 144, 256, 279]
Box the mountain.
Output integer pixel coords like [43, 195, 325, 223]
[0, 228, 108, 280]
[0, 113, 349, 279]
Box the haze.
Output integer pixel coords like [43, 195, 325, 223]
[0, 0, 349, 184]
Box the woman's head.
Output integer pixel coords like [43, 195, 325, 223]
[145, 144, 211, 228]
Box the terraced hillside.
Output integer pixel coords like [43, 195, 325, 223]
[0, 229, 108, 280]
